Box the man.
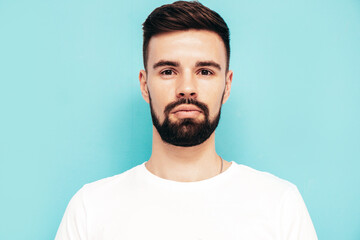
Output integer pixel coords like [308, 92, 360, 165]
[56, 1, 317, 239]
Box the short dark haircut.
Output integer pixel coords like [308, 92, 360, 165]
[142, 1, 230, 71]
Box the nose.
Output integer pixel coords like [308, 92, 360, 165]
[176, 71, 198, 100]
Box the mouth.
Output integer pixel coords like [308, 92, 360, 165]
[171, 104, 202, 113]
[170, 104, 203, 118]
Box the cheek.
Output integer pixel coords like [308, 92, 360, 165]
[208, 99, 223, 120]
[150, 97, 165, 120]
[148, 87, 172, 121]
[202, 85, 225, 118]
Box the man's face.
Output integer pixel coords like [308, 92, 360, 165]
[139, 29, 233, 146]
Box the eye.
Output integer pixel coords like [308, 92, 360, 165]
[199, 69, 213, 76]
[161, 69, 175, 75]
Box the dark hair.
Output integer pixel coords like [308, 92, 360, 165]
[142, 1, 230, 71]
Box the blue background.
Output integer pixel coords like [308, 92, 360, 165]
[1, 0, 359, 239]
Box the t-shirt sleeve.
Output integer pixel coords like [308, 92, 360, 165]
[55, 187, 87, 240]
[279, 186, 318, 240]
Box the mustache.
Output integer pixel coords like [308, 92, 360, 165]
[164, 98, 209, 117]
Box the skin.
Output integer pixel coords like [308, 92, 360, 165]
[139, 29, 233, 182]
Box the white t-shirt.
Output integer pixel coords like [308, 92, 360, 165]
[55, 161, 317, 240]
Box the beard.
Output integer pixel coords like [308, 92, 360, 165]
[149, 94, 223, 147]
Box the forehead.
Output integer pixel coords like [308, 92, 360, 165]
[147, 30, 227, 69]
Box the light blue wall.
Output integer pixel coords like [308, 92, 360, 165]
[0, 0, 359, 239]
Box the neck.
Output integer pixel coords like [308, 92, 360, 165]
[145, 126, 224, 182]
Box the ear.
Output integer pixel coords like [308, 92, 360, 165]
[222, 70, 233, 104]
[139, 69, 150, 103]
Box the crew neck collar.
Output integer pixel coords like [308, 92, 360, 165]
[140, 160, 237, 189]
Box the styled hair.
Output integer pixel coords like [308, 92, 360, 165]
[142, 1, 230, 71]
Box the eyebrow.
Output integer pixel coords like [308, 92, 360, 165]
[153, 60, 180, 69]
[152, 60, 222, 71]
[195, 61, 221, 71]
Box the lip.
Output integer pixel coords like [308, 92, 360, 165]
[171, 104, 203, 114]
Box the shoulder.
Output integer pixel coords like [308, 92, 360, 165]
[76, 163, 145, 202]
[233, 163, 295, 187]
[229, 162, 299, 201]
[230, 163, 317, 239]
